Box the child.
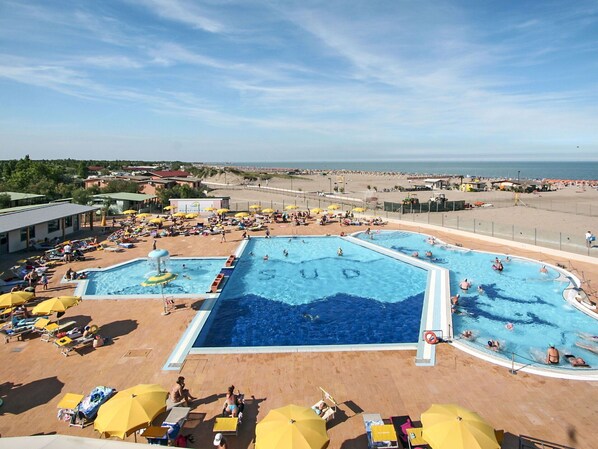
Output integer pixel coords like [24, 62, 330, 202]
[41, 273, 48, 290]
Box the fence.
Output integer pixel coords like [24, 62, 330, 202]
[223, 187, 596, 259]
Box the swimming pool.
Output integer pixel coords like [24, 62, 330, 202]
[359, 231, 598, 370]
[193, 237, 428, 348]
[78, 258, 225, 297]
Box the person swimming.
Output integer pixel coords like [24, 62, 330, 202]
[283, 249, 288, 257]
[337, 247, 343, 256]
[460, 279, 471, 290]
[540, 265, 548, 274]
[477, 285, 485, 295]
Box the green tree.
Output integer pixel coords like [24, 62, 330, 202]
[102, 180, 140, 194]
[0, 193, 11, 209]
[72, 188, 93, 205]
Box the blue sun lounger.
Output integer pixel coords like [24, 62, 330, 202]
[69, 385, 116, 427]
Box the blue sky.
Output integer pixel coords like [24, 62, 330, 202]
[1, 0, 597, 162]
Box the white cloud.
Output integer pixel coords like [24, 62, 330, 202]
[136, 0, 224, 33]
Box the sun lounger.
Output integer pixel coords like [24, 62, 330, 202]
[1, 324, 35, 343]
[69, 386, 116, 427]
[39, 320, 77, 342]
[310, 387, 338, 422]
[56, 335, 96, 356]
[144, 406, 191, 445]
[363, 413, 400, 449]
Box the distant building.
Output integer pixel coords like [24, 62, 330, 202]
[168, 197, 230, 214]
[491, 180, 522, 191]
[0, 203, 100, 254]
[460, 182, 487, 192]
[92, 192, 157, 214]
[424, 179, 449, 190]
[0, 191, 46, 209]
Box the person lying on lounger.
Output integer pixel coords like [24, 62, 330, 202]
[312, 401, 329, 417]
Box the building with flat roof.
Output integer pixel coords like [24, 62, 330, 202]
[0, 203, 100, 254]
[0, 191, 46, 209]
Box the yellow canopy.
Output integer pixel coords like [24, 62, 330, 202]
[136, 213, 151, 219]
[255, 404, 329, 449]
[235, 212, 250, 218]
[352, 207, 366, 213]
[32, 296, 81, 315]
[141, 272, 178, 286]
[163, 206, 174, 210]
[249, 204, 262, 210]
[217, 208, 229, 214]
[149, 218, 164, 224]
[204, 207, 216, 211]
[122, 210, 137, 215]
[421, 404, 500, 449]
[94, 384, 168, 439]
[285, 205, 299, 210]
[0, 291, 34, 309]
[173, 212, 187, 217]
[310, 208, 323, 214]
[185, 213, 198, 219]
[327, 204, 340, 210]
[262, 208, 275, 214]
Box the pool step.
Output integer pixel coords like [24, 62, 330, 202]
[210, 273, 226, 293]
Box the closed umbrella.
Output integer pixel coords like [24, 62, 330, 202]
[421, 404, 500, 449]
[256, 404, 329, 449]
[95, 384, 168, 439]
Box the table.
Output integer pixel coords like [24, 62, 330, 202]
[213, 417, 239, 435]
[371, 424, 399, 448]
[141, 425, 169, 439]
[57, 393, 83, 410]
[405, 427, 427, 448]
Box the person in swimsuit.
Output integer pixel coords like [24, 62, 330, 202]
[225, 385, 239, 417]
[546, 344, 560, 365]
[170, 376, 195, 406]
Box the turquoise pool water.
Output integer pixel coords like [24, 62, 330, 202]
[82, 258, 225, 296]
[194, 237, 428, 347]
[360, 231, 598, 370]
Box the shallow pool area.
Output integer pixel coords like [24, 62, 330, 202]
[359, 230, 598, 371]
[193, 236, 429, 348]
[76, 257, 226, 298]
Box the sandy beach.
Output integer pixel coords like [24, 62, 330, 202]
[205, 170, 598, 244]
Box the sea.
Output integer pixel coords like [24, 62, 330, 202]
[225, 161, 598, 181]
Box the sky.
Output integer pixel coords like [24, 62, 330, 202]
[1, 0, 597, 162]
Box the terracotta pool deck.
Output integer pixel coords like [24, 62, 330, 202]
[0, 220, 597, 448]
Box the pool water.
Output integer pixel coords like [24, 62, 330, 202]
[82, 258, 225, 296]
[194, 237, 428, 347]
[361, 231, 598, 370]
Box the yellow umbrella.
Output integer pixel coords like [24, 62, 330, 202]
[163, 206, 174, 210]
[185, 213, 198, 219]
[285, 205, 299, 210]
[310, 208, 323, 214]
[421, 404, 500, 449]
[217, 208, 229, 214]
[256, 404, 329, 449]
[352, 207, 366, 213]
[327, 204, 340, 210]
[123, 210, 137, 215]
[137, 213, 151, 219]
[0, 291, 34, 309]
[262, 208, 275, 214]
[149, 218, 164, 224]
[94, 384, 168, 439]
[32, 296, 81, 315]
[141, 272, 177, 287]
[249, 204, 262, 210]
[173, 212, 186, 218]
[205, 206, 216, 211]
[235, 212, 250, 218]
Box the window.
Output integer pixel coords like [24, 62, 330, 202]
[48, 219, 60, 233]
[65, 216, 73, 227]
[20, 226, 35, 242]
